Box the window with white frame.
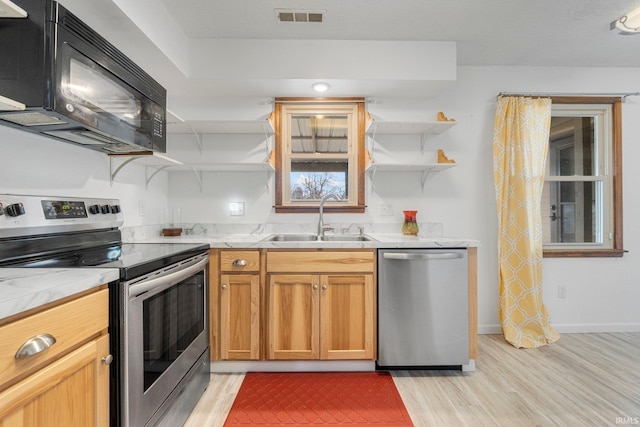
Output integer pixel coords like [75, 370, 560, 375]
[543, 98, 623, 257]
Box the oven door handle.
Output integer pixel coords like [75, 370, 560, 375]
[128, 254, 208, 298]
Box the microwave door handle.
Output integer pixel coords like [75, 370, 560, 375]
[128, 255, 208, 298]
[382, 252, 463, 261]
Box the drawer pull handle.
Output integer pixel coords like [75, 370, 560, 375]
[102, 354, 114, 365]
[15, 333, 56, 359]
[232, 259, 247, 266]
[221, 285, 228, 290]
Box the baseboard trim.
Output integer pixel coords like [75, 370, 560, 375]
[211, 360, 376, 373]
[478, 325, 502, 334]
[551, 323, 640, 333]
[479, 323, 640, 335]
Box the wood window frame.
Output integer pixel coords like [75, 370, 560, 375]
[273, 97, 366, 214]
[543, 96, 624, 258]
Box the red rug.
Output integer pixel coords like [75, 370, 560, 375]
[223, 372, 414, 426]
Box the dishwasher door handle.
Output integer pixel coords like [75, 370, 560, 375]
[383, 252, 464, 261]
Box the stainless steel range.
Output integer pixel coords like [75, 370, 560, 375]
[0, 194, 210, 427]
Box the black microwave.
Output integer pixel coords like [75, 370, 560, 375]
[0, 0, 166, 153]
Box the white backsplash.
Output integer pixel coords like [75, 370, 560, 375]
[121, 222, 444, 241]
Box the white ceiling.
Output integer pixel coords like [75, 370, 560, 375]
[59, 0, 640, 121]
[158, 0, 640, 67]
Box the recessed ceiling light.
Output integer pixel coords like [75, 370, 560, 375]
[611, 6, 640, 35]
[312, 82, 330, 92]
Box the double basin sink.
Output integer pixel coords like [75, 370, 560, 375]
[262, 233, 376, 242]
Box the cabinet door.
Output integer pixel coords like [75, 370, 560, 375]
[94, 335, 111, 427]
[0, 340, 101, 426]
[220, 274, 260, 360]
[320, 274, 375, 360]
[267, 275, 319, 360]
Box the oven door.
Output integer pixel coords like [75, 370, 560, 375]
[123, 253, 209, 427]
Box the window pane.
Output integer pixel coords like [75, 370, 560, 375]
[290, 159, 348, 200]
[542, 181, 602, 244]
[548, 116, 596, 176]
[291, 115, 349, 154]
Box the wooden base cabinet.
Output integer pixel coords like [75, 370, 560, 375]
[215, 250, 262, 361]
[267, 274, 319, 360]
[320, 274, 374, 360]
[0, 288, 110, 427]
[219, 274, 260, 360]
[266, 250, 376, 361]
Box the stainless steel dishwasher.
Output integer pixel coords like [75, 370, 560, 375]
[377, 248, 469, 369]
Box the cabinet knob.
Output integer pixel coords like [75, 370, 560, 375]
[322, 285, 328, 290]
[221, 285, 228, 290]
[15, 333, 56, 359]
[232, 259, 247, 266]
[102, 354, 114, 365]
[313, 284, 318, 290]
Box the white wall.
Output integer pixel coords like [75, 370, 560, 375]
[2, 65, 637, 335]
[167, 65, 640, 334]
[0, 125, 169, 227]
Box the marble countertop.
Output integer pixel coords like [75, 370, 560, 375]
[128, 233, 480, 249]
[0, 233, 479, 321]
[0, 268, 119, 321]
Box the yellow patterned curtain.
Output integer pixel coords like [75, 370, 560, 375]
[493, 96, 560, 349]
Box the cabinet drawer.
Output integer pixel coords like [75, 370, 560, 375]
[267, 250, 375, 273]
[0, 289, 108, 390]
[220, 250, 260, 272]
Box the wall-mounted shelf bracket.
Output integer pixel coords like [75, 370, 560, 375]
[109, 152, 183, 187]
[145, 165, 170, 189]
[420, 135, 428, 154]
[368, 166, 378, 193]
[420, 169, 433, 192]
[110, 156, 137, 185]
[189, 124, 204, 153]
[188, 166, 204, 192]
[262, 121, 273, 155]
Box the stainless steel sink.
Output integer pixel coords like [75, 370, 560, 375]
[261, 234, 319, 241]
[261, 233, 376, 242]
[321, 235, 377, 242]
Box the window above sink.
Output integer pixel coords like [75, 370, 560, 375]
[273, 98, 366, 214]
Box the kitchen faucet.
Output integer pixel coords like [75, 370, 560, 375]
[317, 193, 340, 239]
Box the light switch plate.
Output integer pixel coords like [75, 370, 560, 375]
[380, 203, 393, 216]
[229, 202, 245, 216]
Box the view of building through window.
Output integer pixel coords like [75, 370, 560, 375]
[543, 115, 601, 245]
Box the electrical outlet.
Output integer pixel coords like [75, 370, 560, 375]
[558, 285, 567, 299]
[139, 201, 146, 217]
[380, 203, 393, 216]
[229, 202, 245, 216]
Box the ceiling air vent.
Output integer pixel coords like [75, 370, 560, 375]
[275, 9, 324, 23]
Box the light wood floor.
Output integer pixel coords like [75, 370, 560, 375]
[184, 333, 640, 427]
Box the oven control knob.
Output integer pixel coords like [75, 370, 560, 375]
[100, 205, 111, 214]
[5, 203, 25, 217]
[110, 205, 121, 214]
[89, 204, 100, 215]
